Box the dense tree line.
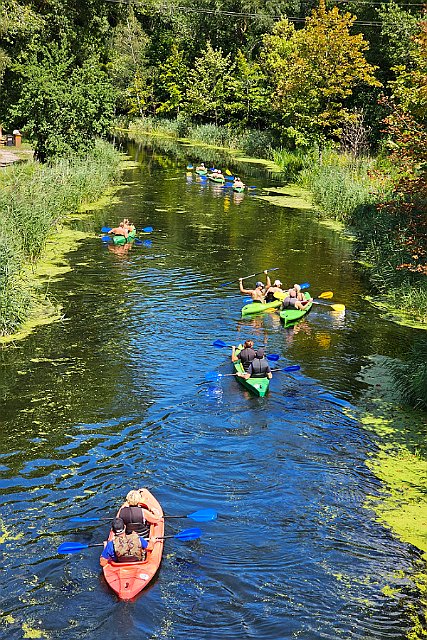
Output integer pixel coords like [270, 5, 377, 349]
[0, 0, 424, 155]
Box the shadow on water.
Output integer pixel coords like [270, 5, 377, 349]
[0, 138, 424, 639]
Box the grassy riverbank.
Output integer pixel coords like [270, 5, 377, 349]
[0, 140, 122, 337]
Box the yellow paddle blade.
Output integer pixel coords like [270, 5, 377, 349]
[225, 169, 232, 175]
[318, 291, 333, 299]
[273, 291, 286, 300]
[330, 304, 345, 311]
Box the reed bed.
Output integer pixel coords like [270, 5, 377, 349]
[0, 140, 121, 335]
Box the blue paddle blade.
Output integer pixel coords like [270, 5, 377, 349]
[243, 297, 253, 305]
[212, 340, 228, 348]
[188, 509, 217, 522]
[299, 282, 310, 290]
[248, 186, 257, 189]
[69, 516, 101, 523]
[57, 542, 90, 554]
[101, 235, 111, 243]
[101, 226, 112, 233]
[174, 528, 202, 541]
[283, 365, 301, 372]
[142, 240, 152, 247]
[225, 176, 234, 181]
[205, 371, 222, 382]
[266, 354, 280, 362]
[142, 226, 153, 233]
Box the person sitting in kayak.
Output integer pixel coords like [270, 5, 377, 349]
[122, 218, 136, 234]
[294, 283, 312, 307]
[239, 270, 271, 303]
[281, 288, 306, 310]
[240, 348, 272, 380]
[100, 517, 149, 565]
[265, 279, 284, 303]
[108, 221, 128, 239]
[118, 489, 162, 537]
[231, 340, 256, 372]
[196, 162, 205, 171]
[233, 177, 245, 189]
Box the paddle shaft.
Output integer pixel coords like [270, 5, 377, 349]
[220, 268, 278, 288]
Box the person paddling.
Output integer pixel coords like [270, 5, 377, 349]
[118, 489, 162, 537]
[240, 348, 272, 380]
[265, 279, 283, 303]
[239, 270, 271, 303]
[100, 517, 150, 565]
[108, 221, 128, 239]
[231, 340, 256, 372]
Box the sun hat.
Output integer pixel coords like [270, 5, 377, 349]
[273, 280, 282, 287]
[256, 281, 263, 287]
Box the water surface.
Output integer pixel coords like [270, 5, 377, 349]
[0, 140, 423, 639]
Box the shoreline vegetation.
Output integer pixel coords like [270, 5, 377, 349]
[0, 140, 122, 341]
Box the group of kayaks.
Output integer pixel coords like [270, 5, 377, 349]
[188, 164, 245, 192]
[241, 292, 313, 327]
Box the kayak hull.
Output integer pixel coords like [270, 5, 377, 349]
[233, 345, 270, 397]
[112, 230, 136, 246]
[208, 175, 225, 183]
[102, 488, 164, 600]
[279, 292, 313, 327]
[241, 300, 281, 317]
[196, 169, 207, 176]
[233, 186, 245, 193]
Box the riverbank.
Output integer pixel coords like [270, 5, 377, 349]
[0, 140, 122, 341]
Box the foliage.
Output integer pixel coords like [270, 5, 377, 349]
[377, 1, 421, 69]
[261, 1, 381, 146]
[156, 44, 188, 117]
[225, 50, 269, 127]
[0, 141, 121, 334]
[389, 338, 427, 410]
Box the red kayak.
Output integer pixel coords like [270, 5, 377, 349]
[102, 488, 164, 599]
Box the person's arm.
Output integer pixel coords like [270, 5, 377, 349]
[239, 279, 252, 295]
[264, 270, 271, 289]
[143, 509, 163, 524]
[100, 541, 115, 566]
[231, 346, 239, 363]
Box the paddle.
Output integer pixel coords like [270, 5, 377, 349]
[225, 169, 233, 175]
[313, 301, 346, 311]
[274, 289, 331, 301]
[69, 508, 217, 524]
[212, 340, 280, 362]
[220, 268, 279, 288]
[101, 226, 153, 234]
[205, 364, 300, 382]
[57, 528, 202, 554]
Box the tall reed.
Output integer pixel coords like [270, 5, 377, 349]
[0, 140, 121, 335]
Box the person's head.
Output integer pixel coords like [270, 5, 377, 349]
[289, 288, 297, 297]
[126, 489, 142, 506]
[201, 163, 205, 167]
[112, 517, 126, 535]
[256, 281, 264, 289]
[119, 222, 125, 228]
[255, 348, 265, 359]
[273, 280, 282, 287]
[244, 339, 254, 349]
[294, 284, 301, 292]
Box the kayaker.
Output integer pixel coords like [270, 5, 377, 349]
[196, 162, 205, 171]
[233, 177, 245, 189]
[241, 348, 272, 380]
[294, 283, 312, 307]
[239, 270, 271, 303]
[99, 517, 149, 565]
[122, 218, 136, 234]
[118, 489, 163, 536]
[265, 279, 284, 303]
[281, 288, 306, 311]
[108, 221, 128, 239]
[231, 340, 256, 372]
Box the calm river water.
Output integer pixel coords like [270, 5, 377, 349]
[0, 139, 423, 639]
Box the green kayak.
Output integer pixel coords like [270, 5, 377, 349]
[241, 299, 281, 317]
[233, 345, 270, 397]
[196, 169, 207, 175]
[112, 230, 136, 246]
[279, 292, 313, 327]
[233, 186, 245, 193]
[208, 175, 225, 183]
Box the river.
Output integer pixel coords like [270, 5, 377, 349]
[0, 139, 424, 639]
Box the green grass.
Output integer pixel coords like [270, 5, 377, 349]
[0, 140, 121, 335]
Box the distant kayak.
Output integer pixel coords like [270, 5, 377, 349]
[241, 299, 281, 317]
[111, 230, 136, 246]
[279, 292, 313, 327]
[196, 168, 208, 176]
[208, 175, 225, 183]
[233, 345, 270, 397]
[233, 186, 245, 193]
[102, 488, 164, 600]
